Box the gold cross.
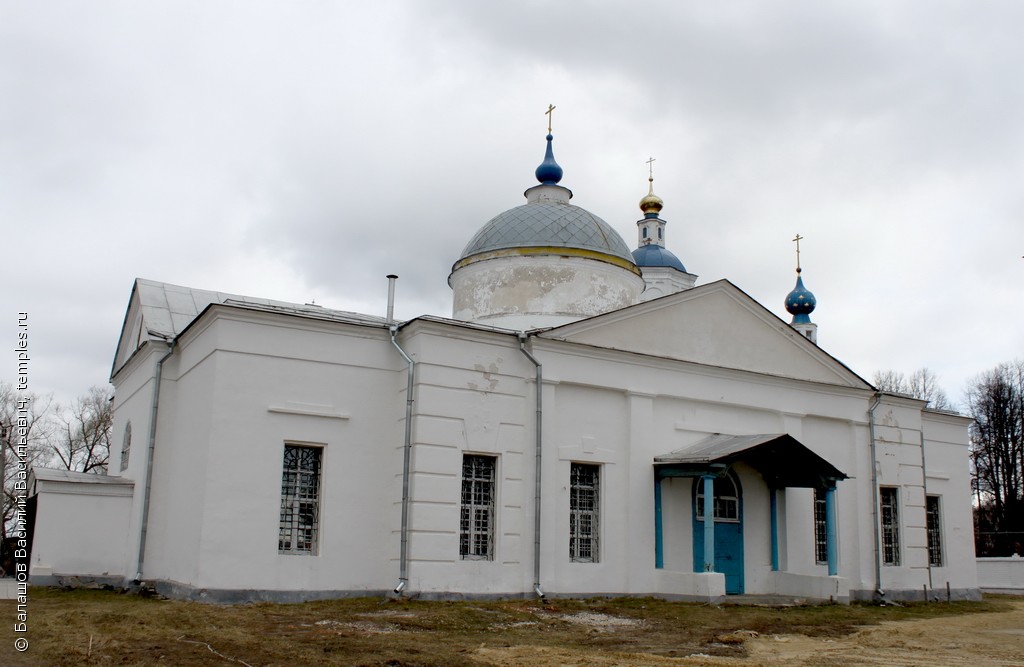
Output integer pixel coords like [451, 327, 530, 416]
[545, 104, 556, 133]
[793, 233, 804, 271]
[646, 156, 656, 180]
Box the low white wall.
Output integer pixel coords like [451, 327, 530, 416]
[977, 557, 1024, 592]
[653, 570, 725, 601]
[31, 490, 133, 580]
[767, 571, 849, 602]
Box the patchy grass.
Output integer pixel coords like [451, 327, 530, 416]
[0, 587, 1011, 666]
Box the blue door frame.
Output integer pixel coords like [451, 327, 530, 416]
[692, 472, 744, 594]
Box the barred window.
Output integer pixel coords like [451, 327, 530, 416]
[814, 488, 828, 565]
[120, 422, 132, 472]
[460, 454, 495, 560]
[695, 472, 739, 522]
[279, 445, 322, 554]
[926, 495, 943, 567]
[880, 487, 900, 566]
[570, 463, 600, 563]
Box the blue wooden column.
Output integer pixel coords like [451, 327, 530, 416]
[702, 474, 715, 571]
[825, 483, 838, 576]
[770, 487, 779, 571]
[654, 476, 664, 569]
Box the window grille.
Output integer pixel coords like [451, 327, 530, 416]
[880, 487, 900, 566]
[570, 463, 600, 562]
[813, 488, 828, 564]
[279, 445, 322, 554]
[120, 422, 132, 472]
[695, 473, 739, 522]
[926, 495, 943, 567]
[460, 454, 495, 560]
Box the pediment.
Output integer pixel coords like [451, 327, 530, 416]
[539, 280, 869, 388]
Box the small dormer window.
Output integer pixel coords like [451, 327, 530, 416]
[642, 228, 648, 238]
[658, 227, 663, 240]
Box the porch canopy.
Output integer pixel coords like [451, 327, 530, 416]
[653, 433, 847, 487]
[652, 433, 848, 577]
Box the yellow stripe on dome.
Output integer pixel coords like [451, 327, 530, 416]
[452, 246, 643, 276]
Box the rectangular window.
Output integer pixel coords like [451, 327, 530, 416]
[926, 495, 943, 567]
[813, 488, 828, 565]
[460, 454, 496, 560]
[569, 463, 600, 563]
[278, 444, 322, 554]
[880, 487, 901, 566]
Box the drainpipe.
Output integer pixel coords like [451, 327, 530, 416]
[919, 428, 933, 594]
[134, 337, 175, 582]
[518, 333, 544, 599]
[390, 325, 415, 595]
[868, 393, 884, 600]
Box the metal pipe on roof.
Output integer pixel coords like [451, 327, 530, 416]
[390, 325, 415, 595]
[386, 274, 398, 324]
[518, 333, 545, 599]
[134, 337, 175, 583]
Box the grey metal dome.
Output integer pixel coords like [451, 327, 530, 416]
[458, 200, 636, 264]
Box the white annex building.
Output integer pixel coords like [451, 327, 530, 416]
[27, 129, 979, 603]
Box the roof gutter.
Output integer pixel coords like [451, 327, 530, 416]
[134, 337, 175, 583]
[390, 325, 415, 595]
[518, 333, 545, 599]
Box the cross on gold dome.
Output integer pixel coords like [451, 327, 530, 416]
[545, 104, 556, 133]
[646, 156, 656, 182]
[793, 233, 804, 272]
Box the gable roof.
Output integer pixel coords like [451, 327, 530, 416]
[536, 280, 870, 389]
[111, 279, 388, 378]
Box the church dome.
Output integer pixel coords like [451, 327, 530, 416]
[785, 271, 816, 324]
[458, 202, 636, 266]
[632, 244, 687, 272]
[454, 133, 635, 270]
[449, 130, 644, 329]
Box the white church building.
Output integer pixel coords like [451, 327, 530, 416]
[27, 130, 979, 603]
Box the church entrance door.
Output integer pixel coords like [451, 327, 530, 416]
[692, 471, 744, 594]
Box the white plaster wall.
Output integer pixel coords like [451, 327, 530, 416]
[977, 557, 1024, 591]
[139, 312, 403, 593]
[92, 301, 976, 601]
[451, 254, 644, 329]
[31, 488, 133, 578]
[398, 325, 534, 595]
[109, 342, 170, 580]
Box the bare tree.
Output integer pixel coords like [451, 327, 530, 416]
[50, 386, 113, 475]
[967, 361, 1024, 556]
[872, 367, 952, 410]
[0, 382, 53, 546]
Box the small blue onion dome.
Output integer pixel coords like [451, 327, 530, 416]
[785, 270, 816, 324]
[632, 243, 687, 272]
[534, 134, 564, 185]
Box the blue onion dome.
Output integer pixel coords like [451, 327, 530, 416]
[534, 133, 564, 184]
[632, 244, 687, 272]
[785, 270, 817, 324]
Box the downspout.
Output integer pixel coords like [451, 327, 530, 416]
[919, 428, 933, 593]
[518, 333, 544, 599]
[390, 325, 414, 595]
[868, 393, 884, 600]
[134, 337, 175, 582]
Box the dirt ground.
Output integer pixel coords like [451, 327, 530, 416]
[3, 589, 1022, 666]
[471, 598, 1024, 666]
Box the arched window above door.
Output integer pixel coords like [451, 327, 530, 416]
[695, 471, 740, 522]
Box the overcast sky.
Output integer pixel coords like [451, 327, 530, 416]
[2, 0, 1021, 409]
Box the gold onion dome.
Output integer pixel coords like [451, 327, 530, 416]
[639, 178, 664, 216]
